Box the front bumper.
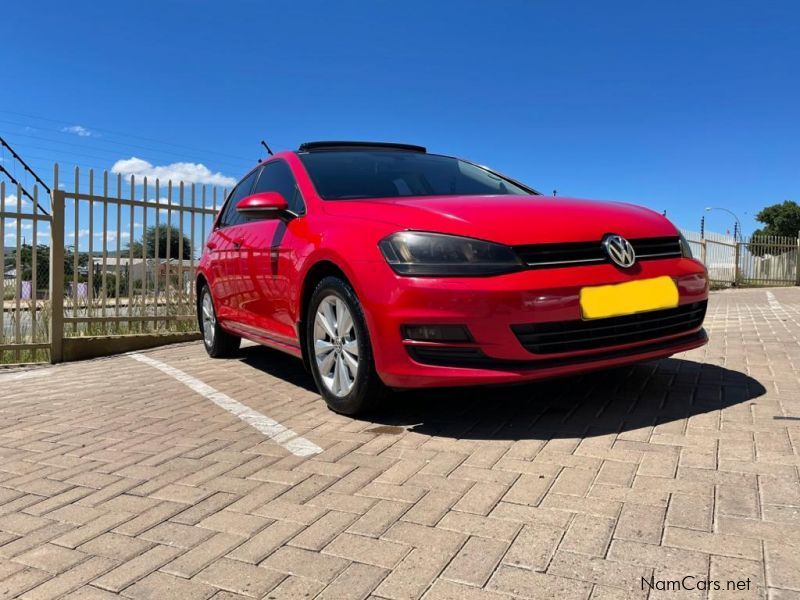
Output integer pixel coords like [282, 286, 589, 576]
[354, 257, 709, 388]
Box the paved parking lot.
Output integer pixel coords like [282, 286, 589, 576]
[0, 287, 799, 600]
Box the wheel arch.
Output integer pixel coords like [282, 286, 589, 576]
[195, 272, 209, 325]
[297, 260, 355, 370]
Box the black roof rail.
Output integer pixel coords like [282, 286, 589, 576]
[298, 141, 426, 153]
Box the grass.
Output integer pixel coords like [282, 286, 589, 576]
[2, 283, 199, 365]
[0, 299, 51, 364]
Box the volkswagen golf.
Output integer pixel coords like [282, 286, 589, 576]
[197, 141, 708, 414]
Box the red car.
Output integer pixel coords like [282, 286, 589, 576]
[197, 141, 708, 414]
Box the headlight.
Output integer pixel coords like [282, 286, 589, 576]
[678, 232, 694, 258]
[378, 231, 523, 276]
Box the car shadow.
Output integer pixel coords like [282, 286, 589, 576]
[371, 359, 765, 440]
[235, 345, 765, 440]
[237, 344, 318, 393]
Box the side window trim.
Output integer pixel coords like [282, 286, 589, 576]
[253, 158, 306, 217]
[216, 168, 259, 229]
[216, 192, 235, 230]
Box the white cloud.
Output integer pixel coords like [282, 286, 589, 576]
[2, 219, 49, 243]
[93, 231, 130, 241]
[3, 194, 39, 211]
[66, 229, 90, 241]
[111, 157, 236, 187]
[61, 125, 95, 137]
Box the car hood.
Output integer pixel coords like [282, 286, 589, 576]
[320, 195, 678, 245]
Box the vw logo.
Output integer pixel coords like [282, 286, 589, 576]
[603, 234, 636, 268]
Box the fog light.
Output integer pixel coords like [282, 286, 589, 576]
[402, 325, 472, 342]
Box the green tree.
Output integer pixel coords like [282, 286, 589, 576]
[752, 200, 800, 238]
[749, 200, 800, 256]
[5, 244, 88, 295]
[92, 271, 119, 297]
[126, 224, 192, 259]
[19, 244, 51, 290]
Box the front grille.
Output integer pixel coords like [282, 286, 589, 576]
[511, 300, 707, 354]
[513, 236, 681, 268]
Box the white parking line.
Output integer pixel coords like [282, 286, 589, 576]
[0, 369, 53, 382]
[128, 353, 322, 457]
[767, 291, 782, 310]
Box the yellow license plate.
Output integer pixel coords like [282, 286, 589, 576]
[580, 276, 679, 320]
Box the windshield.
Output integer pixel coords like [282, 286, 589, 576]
[298, 150, 535, 200]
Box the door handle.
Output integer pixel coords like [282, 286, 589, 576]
[233, 238, 243, 250]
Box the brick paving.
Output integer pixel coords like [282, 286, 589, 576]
[0, 287, 798, 599]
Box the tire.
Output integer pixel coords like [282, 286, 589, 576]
[306, 276, 386, 415]
[199, 285, 241, 358]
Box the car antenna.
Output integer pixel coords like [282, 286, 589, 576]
[261, 140, 274, 156]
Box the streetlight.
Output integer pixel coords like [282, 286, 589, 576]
[705, 207, 743, 240]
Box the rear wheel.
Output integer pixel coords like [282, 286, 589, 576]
[199, 285, 240, 358]
[306, 276, 385, 415]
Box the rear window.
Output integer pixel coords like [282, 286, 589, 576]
[298, 150, 534, 200]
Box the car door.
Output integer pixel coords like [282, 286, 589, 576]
[235, 159, 306, 344]
[210, 169, 258, 325]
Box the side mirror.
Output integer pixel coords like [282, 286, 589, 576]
[236, 192, 288, 218]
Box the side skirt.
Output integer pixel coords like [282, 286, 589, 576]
[222, 321, 303, 359]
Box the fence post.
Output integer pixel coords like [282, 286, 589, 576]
[795, 231, 800, 286]
[49, 166, 65, 363]
[733, 240, 741, 286]
[701, 239, 707, 265]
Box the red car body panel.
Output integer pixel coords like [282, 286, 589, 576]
[198, 149, 708, 388]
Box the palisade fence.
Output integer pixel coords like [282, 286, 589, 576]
[1, 165, 226, 364]
[1, 181, 51, 364]
[680, 229, 800, 287]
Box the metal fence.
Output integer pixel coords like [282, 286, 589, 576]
[1, 182, 52, 363]
[681, 229, 800, 287]
[2, 165, 225, 364]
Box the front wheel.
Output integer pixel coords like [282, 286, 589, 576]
[306, 276, 385, 415]
[199, 285, 241, 358]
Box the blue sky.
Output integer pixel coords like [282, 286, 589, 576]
[2, 0, 798, 245]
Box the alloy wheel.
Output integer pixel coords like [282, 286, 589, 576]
[313, 295, 360, 397]
[202, 291, 215, 348]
